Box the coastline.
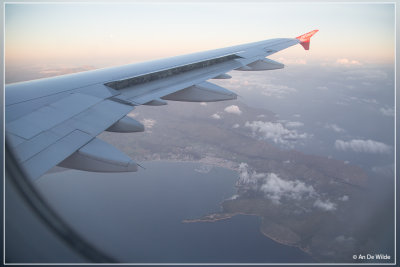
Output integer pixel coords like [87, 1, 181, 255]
[182, 211, 315, 261]
[141, 156, 240, 173]
[144, 158, 316, 260]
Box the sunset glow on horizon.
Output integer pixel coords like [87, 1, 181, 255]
[5, 2, 395, 76]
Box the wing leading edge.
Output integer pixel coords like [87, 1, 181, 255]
[5, 30, 318, 180]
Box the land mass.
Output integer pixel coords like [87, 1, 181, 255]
[100, 100, 391, 263]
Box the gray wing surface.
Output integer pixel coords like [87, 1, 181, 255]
[5, 30, 318, 180]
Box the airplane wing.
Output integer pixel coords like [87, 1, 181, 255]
[5, 30, 318, 180]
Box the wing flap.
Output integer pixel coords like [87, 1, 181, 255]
[14, 131, 62, 162]
[21, 130, 93, 179]
[7, 93, 103, 139]
[59, 100, 133, 136]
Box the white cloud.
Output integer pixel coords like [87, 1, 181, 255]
[141, 118, 156, 129]
[261, 84, 297, 98]
[199, 102, 208, 106]
[238, 163, 250, 182]
[313, 199, 337, 211]
[344, 69, 388, 81]
[372, 164, 394, 177]
[380, 107, 394, 117]
[237, 163, 257, 186]
[236, 163, 337, 212]
[228, 194, 239, 200]
[285, 121, 304, 128]
[216, 74, 296, 99]
[335, 100, 348, 106]
[224, 105, 242, 115]
[38, 65, 96, 76]
[217, 76, 267, 92]
[211, 113, 221, 120]
[338, 195, 349, 201]
[361, 98, 378, 104]
[325, 123, 345, 133]
[245, 121, 309, 146]
[238, 162, 265, 187]
[277, 57, 306, 65]
[232, 123, 240, 128]
[293, 114, 301, 118]
[336, 58, 362, 66]
[335, 139, 391, 154]
[260, 173, 316, 204]
[236, 163, 266, 190]
[317, 86, 329, 90]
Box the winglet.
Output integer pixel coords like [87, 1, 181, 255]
[296, 29, 319, 50]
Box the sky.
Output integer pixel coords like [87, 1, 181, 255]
[4, 2, 395, 71]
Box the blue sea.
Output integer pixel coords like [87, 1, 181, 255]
[37, 161, 313, 263]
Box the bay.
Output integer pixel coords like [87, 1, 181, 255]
[37, 161, 313, 263]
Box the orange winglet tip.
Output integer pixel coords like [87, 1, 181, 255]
[296, 29, 319, 50]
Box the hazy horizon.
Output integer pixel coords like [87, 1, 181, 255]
[5, 3, 395, 71]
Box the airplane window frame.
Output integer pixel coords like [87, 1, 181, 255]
[4, 142, 117, 263]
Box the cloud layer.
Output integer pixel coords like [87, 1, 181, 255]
[336, 58, 362, 66]
[335, 139, 391, 154]
[285, 121, 304, 128]
[261, 84, 297, 98]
